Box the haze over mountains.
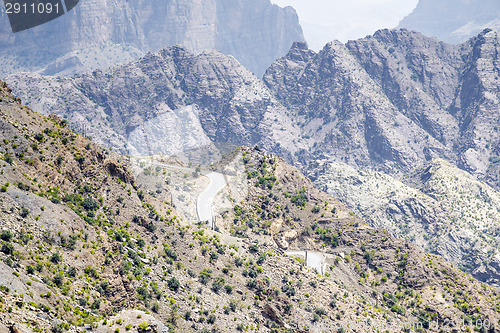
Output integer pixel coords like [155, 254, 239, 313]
[271, 0, 418, 48]
[0, 0, 303, 77]
[398, 0, 500, 44]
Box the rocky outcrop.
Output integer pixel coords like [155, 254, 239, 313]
[398, 0, 500, 44]
[0, 0, 304, 77]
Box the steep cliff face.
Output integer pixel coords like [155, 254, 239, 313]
[264, 30, 455, 175]
[450, 29, 500, 188]
[398, 0, 500, 44]
[0, 0, 304, 77]
[346, 29, 463, 146]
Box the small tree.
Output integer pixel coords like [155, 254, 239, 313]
[167, 277, 180, 292]
[0, 230, 12, 241]
[50, 253, 62, 264]
[82, 198, 98, 211]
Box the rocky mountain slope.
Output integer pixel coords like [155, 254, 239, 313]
[6, 46, 304, 161]
[264, 28, 500, 190]
[0, 0, 303, 77]
[398, 0, 500, 44]
[309, 158, 500, 287]
[9, 29, 500, 189]
[2, 81, 500, 332]
[6, 28, 500, 285]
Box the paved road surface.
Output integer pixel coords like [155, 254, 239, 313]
[197, 172, 226, 228]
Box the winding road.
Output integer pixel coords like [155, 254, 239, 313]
[135, 159, 325, 272]
[196, 172, 227, 228]
[131, 158, 227, 227]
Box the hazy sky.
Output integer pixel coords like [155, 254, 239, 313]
[271, 0, 419, 50]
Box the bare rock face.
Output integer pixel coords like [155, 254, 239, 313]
[265, 30, 457, 175]
[398, 0, 500, 44]
[450, 29, 500, 188]
[0, 0, 304, 77]
[6, 46, 299, 160]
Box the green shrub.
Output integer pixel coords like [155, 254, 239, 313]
[199, 269, 212, 285]
[84, 266, 99, 278]
[34, 133, 44, 142]
[82, 197, 99, 211]
[211, 277, 225, 293]
[19, 207, 30, 218]
[207, 314, 216, 324]
[50, 253, 62, 264]
[391, 305, 406, 315]
[74, 155, 85, 165]
[164, 247, 177, 260]
[167, 277, 180, 292]
[184, 310, 192, 321]
[0, 230, 12, 241]
[138, 322, 149, 331]
[1, 243, 14, 255]
[53, 273, 64, 287]
[249, 243, 259, 253]
[291, 188, 308, 207]
[67, 266, 77, 278]
[0, 183, 8, 192]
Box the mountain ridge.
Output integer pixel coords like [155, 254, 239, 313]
[7, 28, 500, 188]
